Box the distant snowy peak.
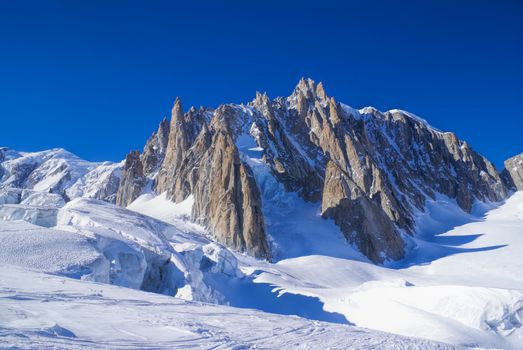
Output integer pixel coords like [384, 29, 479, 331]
[116, 78, 514, 263]
[0, 147, 122, 203]
[357, 106, 444, 133]
[0, 147, 22, 161]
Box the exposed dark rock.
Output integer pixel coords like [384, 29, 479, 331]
[141, 117, 170, 176]
[503, 152, 523, 191]
[116, 150, 146, 207]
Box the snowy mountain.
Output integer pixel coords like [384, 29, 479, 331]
[117, 78, 509, 263]
[1, 79, 523, 349]
[0, 147, 121, 203]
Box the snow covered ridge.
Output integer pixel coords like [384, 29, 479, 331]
[0, 147, 123, 228]
[0, 147, 122, 203]
[354, 106, 444, 133]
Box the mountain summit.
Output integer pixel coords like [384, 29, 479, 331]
[115, 78, 512, 263]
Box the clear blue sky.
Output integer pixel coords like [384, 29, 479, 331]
[1, 0, 522, 167]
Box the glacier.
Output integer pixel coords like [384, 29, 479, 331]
[1, 146, 522, 348]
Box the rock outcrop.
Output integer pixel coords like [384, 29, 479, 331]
[141, 117, 170, 176]
[502, 152, 523, 191]
[117, 101, 270, 259]
[321, 161, 405, 262]
[116, 78, 511, 263]
[116, 150, 146, 207]
[191, 128, 268, 258]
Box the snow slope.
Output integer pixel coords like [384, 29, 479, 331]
[0, 265, 455, 349]
[128, 192, 208, 237]
[1, 196, 237, 303]
[247, 193, 523, 349]
[1, 187, 521, 348]
[0, 220, 104, 278]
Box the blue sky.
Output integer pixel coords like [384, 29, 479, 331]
[1, 0, 521, 167]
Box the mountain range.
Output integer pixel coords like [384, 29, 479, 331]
[1, 78, 523, 349]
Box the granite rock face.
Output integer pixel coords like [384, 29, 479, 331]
[502, 152, 523, 191]
[116, 78, 511, 263]
[321, 160, 405, 262]
[118, 101, 270, 259]
[116, 150, 146, 207]
[191, 128, 268, 258]
[141, 117, 170, 176]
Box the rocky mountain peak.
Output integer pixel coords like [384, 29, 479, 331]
[292, 77, 328, 105]
[115, 79, 514, 263]
[296, 76, 315, 93]
[316, 81, 327, 100]
[171, 97, 184, 125]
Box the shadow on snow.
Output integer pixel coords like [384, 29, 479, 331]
[205, 274, 350, 325]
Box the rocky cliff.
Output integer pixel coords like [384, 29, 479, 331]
[502, 152, 523, 191]
[116, 78, 512, 263]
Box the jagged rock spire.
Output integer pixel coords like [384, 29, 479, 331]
[140, 116, 171, 176]
[294, 77, 328, 102]
[171, 97, 184, 127]
[155, 97, 190, 194]
[116, 80, 512, 264]
[328, 98, 342, 125]
[297, 77, 315, 93]
[316, 81, 327, 100]
[116, 150, 146, 207]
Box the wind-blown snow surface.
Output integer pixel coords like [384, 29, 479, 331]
[0, 266, 453, 350]
[247, 193, 523, 349]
